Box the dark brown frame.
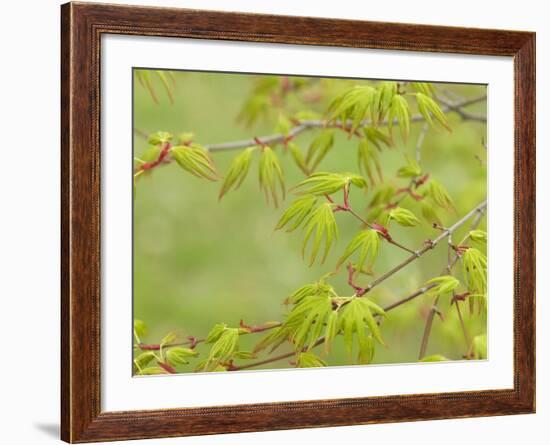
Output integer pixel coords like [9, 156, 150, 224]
[61, 1, 536, 442]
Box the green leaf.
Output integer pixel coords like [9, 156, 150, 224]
[171, 144, 218, 181]
[136, 70, 177, 105]
[301, 202, 339, 265]
[233, 351, 257, 360]
[462, 248, 487, 295]
[420, 202, 442, 225]
[166, 347, 199, 366]
[470, 334, 487, 359]
[291, 294, 333, 350]
[219, 147, 256, 199]
[294, 172, 367, 196]
[368, 184, 396, 207]
[133, 320, 147, 340]
[357, 140, 383, 185]
[278, 293, 333, 352]
[305, 130, 334, 170]
[356, 333, 375, 365]
[288, 142, 310, 175]
[411, 82, 436, 97]
[136, 70, 158, 104]
[426, 179, 455, 211]
[363, 126, 394, 150]
[238, 94, 270, 127]
[206, 328, 240, 369]
[276, 113, 292, 136]
[339, 298, 385, 361]
[327, 85, 376, 132]
[419, 354, 448, 362]
[156, 71, 174, 104]
[371, 81, 397, 125]
[138, 145, 161, 165]
[259, 146, 285, 207]
[388, 207, 420, 227]
[177, 132, 195, 145]
[397, 155, 422, 178]
[134, 351, 156, 369]
[416, 93, 451, 131]
[253, 326, 291, 354]
[148, 131, 172, 146]
[160, 332, 177, 346]
[337, 229, 380, 271]
[275, 195, 318, 232]
[284, 280, 334, 305]
[296, 352, 327, 368]
[468, 229, 487, 247]
[388, 95, 410, 141]
[468, 292, 488, 316]
[425, 275, 460, 296]
[205, 323, 227, 344]
[324, 310, 340, 353]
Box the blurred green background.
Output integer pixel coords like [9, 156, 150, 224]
[133, 70, 487, 371]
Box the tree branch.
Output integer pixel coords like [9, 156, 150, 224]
[418, 296, 439, 359]
[136, 321, 282, 351]
[359, 200, 487, 296]
[435, 95, 487, 123]
[229, 337, 325, 371]
[417, 207, 486, 359]
[134, 95, 487, 157]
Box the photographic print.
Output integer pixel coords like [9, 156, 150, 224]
[132, 70, 487, 375]
[61, 5, 535, 440]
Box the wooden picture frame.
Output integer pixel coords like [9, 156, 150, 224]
[61, 2, 535, 442]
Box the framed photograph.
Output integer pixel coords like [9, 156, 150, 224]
[61, 2, 535, 442]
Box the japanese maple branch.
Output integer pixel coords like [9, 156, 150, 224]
[418, 233, 453, 359]
[134, 95, 487, 157]
[358, 199, 487, 297]
[435, 95, 487, 123]
[418, 206, 486, 359]
[135, 321, 282, 351]
[335, 184, 417, 256]
[228, 281, 442, 371]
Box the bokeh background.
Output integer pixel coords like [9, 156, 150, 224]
[133, 70, 487, 372]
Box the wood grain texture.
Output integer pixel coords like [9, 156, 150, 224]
[60, 2, 536, 442]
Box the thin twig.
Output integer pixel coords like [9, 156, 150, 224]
[416, 123, 429, 165]
[419, 232, 452, 359]
[360, 200, 487, 296]
[418, 296, 438, 360]
[340, 192, 417, 256]
[435, 95, 487, 123]
[230, 337, 325, 371]
[417, 207, 486, 359]
[382, 284, 436, 312]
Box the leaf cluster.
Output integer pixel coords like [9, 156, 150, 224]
[388, 207, 420, 227]
[171, 144, 218, 181]
[462, 247, 487, 314]
[293, 172, 367, 196]
[416, 92, 451, 131]
[425, 275, 460, 297]
[258, 146, 285, 207]
[136, 69, 176, 104]
[276, 196, 340, 265]
[337, 229, 381, 272]
[218, 146, 256, 199]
